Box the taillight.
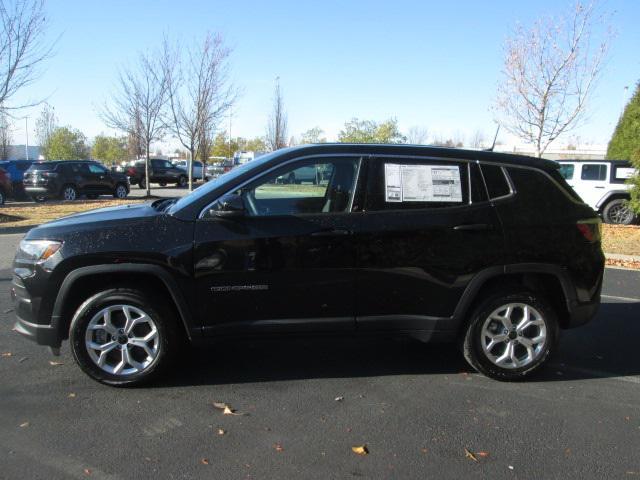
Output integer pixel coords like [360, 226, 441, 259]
[577, 219, 601, 242]
[41, 172, 58, 178]
[127, 167, 137, 176]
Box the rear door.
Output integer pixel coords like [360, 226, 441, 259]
[573, 163, 608, 208]
[354, 156, 504, 332]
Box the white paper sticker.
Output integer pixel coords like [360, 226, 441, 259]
[615, 167, 635, 180]
[384, 164, 462, 202]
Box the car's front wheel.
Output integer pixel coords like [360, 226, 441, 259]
[113, 184, 128, 199]
[462, 291, 558, 381]
[177, 176, 187, 188]
[69, 288, 179, 386]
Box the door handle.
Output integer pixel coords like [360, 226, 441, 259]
[311, 228, 352, 237]
[453, 223, 493, 231]
[595, 186, 605, 189]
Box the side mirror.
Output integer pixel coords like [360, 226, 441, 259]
[210, 193, 245, 218]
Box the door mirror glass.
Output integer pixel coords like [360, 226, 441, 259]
[209, 193, 245, 218]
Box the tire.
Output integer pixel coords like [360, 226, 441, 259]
[602, 198, 636, 225]
[177, 176, 187, 188]
[462, 291, 559, 381]
[61, 185, 78, 201]
[139, 177, 146, 190]
[0, 189, 4, 205]
[113, 183, 128, 199]
[69, 288, 179, 386]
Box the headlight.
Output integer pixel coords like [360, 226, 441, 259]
[18, 240, 63, 263]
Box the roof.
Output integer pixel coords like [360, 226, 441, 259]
[277, 143, 560, 171]
[555, 158, 631, 166]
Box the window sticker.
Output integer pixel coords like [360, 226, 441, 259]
[384, 164, 462, 202]
[615, 167, 635, 180]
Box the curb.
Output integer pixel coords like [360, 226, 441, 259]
[605, 253, 640, 263]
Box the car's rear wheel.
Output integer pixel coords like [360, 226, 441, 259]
[602, 198, 635, 225]
[177, 176, 187, 188]
[139, 177, 147, 190]
[61, 185, 78, 201]
[114, 184, 128, 199]
[462, 291, 558, 381]
[69, 288, 179, 386]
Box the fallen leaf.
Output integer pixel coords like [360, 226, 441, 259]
[421, 448, 429, 454]
[213, 402, 244, 416]
[464, 448, 478, 462]
[274, 443, 284, 452]
[625, 416, 631, 421]
[335, 396, 344, 402]
[1, 352, 12, 357]
[477, 451, 490, 458]
[217, 428, 225, 435]
[83, 468, 91, 476]
[18, 357, 28, 363]
[68, 393, 77, 398]
[19, 422, 29, 428]
[508, 465, 514, 470]
[200, 458, 209, 465]
[49, 360, 64, 366]
[3, 308, 13, 314]
[352, 445, 369, 456]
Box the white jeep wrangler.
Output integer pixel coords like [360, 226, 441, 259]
[557, 160, 637, 225]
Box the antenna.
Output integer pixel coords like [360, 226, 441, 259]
[486, 125, 500, 151]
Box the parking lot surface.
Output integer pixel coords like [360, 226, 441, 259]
[0, 232, 639, 479]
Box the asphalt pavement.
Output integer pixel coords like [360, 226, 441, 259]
[0, 232, 639, 479]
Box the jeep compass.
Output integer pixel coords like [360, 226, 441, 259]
[11, 144, 605, 385]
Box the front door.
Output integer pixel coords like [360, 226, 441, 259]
[354, 156, 505, 332]
[194, 156, 362, 335]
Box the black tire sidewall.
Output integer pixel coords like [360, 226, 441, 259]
[603, 199, 635, 225]
[69, 289, 175, 386]
[463, 291, 559, 381]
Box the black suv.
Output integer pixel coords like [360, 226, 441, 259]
[23, 160, 130, 202]
[127, 158, 188, 189]
[11, 144, 604, 385]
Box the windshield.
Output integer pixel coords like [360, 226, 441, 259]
[27, 162, 57, 171]
[167, 151, 278, 214]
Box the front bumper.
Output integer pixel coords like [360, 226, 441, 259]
[11, 275, 61, 348]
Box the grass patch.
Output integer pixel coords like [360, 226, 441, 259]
[601, 224, 640, 257]
[0, 199, 146, 229]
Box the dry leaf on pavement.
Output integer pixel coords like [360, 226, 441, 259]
[1, 352, 12, 357]
[217, 428, 225, 435]
[335, 396, 344, 401]
[213, 402, 244, 416]
[274, 443, 284, 452]
[477, 451, 489, 458]
[49, 360, 64, 366]
[201, 458, 209, 465]
[352, 445, 369, 456]
[19, 422, 29, 428]
[464, 448, 478, 462]
[68, 393, 77, 398]
[83, 468, 92, 476]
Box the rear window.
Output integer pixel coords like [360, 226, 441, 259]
[480, 164, 511, 199]
[27, 162, 57, 171]
[581, 164, 607, 181]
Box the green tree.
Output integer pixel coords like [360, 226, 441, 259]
[243, 136, 267, 152]
[338, 118, 406, 144]
[92, 134, 127, 165]
[607, 83, 640, 160]
[629, 150, 640, 214]
[42, 127, 90, 160]
[300, 127, 326, 144]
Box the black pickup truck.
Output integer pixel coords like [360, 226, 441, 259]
[126, 158, 188, 189]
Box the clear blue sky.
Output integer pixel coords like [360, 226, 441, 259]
[10, 0, 640, 149]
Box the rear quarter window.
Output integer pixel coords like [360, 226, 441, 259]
[480, 164, 511, 199]
[507, 167, 580, 213]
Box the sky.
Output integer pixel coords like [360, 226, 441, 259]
[8, 0, 640, 151]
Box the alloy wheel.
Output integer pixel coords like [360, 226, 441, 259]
[608, 202, 633, 225]
[63, 186, 77, 201]
[480, 303, 547, 369]
[115, 185, 127, 198]
[84, 304, 160, 376]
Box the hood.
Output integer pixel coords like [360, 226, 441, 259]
[26, 202, 162, 238]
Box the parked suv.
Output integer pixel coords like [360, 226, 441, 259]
[557, 159, 637, 224]
[127, 158, 188, 189]
[11, 144, 604, 386]
[23, 161, 130, 202]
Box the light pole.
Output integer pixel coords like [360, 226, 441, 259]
[25, 116, 29, 160]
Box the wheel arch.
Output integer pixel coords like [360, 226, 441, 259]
[51, 264, 197, 342]
[595, 191, 630, 211]
[452, 264, 576, 333]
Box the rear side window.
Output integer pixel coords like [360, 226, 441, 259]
[581, 164, 607, 181]
[365, 158, 469, 211]
[480, 164, 511, 199]
[507, 167, 578, 212]
[27, 162, 57, 172]
[558, 164, 575, 180]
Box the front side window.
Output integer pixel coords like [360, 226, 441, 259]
[88, 163, 107, 174]
[581, 164, 607, 181]
[366, 158, 469, 211]
[235, 157, 359, 217]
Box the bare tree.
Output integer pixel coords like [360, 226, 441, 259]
[406, 126, 428, 144]
[102, 47, 170, 196]
[0, 110, 12, 159]
[265, 78, 288, 151]
[34, 101, 56, 146]
[0, 0, 55, 110]
[470, 129, 486, 148]
[166, 33, 235, 190]
[495, 2, 610, 157]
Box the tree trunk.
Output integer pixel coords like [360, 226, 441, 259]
[145, 147, 151, 197]
[188, 148, 195, 191]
